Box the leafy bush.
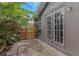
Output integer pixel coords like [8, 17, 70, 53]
[0, 17, 21, 53]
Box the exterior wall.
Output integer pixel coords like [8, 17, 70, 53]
[38, 2, 79, 56]
[64, 2, 79, 55]
[40, 2, 64, 40]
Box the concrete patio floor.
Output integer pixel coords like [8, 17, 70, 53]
[6, 39, 66, 56]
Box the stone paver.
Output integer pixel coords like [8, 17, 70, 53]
[6, 39, 66, 56]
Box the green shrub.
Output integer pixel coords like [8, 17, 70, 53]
[0, 17, 21, 53]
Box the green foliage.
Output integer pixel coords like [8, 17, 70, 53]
[0, 2, 34, 26]
[18, 18, 28, 26]
[0, 2, 34, 17]
[32, 13, 39, 21]
[0, 2, 40, 26]
[0, 17, 21, 53]
[0, 3, 37, 53]
[0, 2, 40, 54]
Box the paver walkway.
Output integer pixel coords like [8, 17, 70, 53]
[6, 39, 66, 56]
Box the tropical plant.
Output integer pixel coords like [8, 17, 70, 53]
[0, 2, 34, 26]
[32, 13, 39, 19]
[0, 2, 33, 17]
[0, 17, 21, 53]
[0, 2, 39, 54]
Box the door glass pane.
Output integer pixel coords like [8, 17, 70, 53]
[47, 26, 51, 30]
[47, 15, 52, 40]
[47, 34, 51, 39]
[54, 10, 64, 45]
[47, 31, 51, 34]
[60, 31, 63, 37]
[59, 24, 63, 30]
[55, 25, 59, 30]
[47, 22, 51, 25]
[60, 37, 63, 44]
[55, 31, 59, 37]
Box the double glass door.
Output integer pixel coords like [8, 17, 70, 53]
[46, 8, 64, 45]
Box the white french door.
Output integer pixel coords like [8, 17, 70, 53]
[46, 7, 64, 45]
[53, 8, 64, 45]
